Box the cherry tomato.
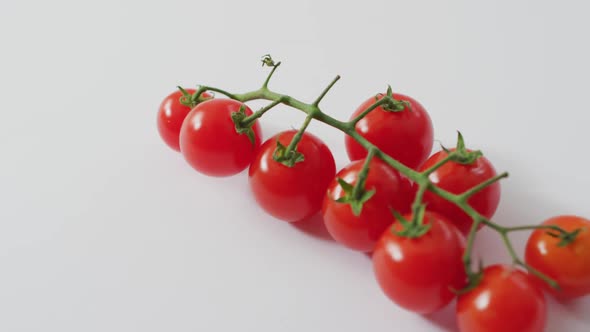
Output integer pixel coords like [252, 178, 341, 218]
[322, 159, 414, 252]
[456, 265, 546, 332]
[345, 93, 433, 169]
[372, 212, 466, 314]
[157, 89, 212, 151]
[525, 215, 590, 301]
[179, 99, 261, 177]
[419, 149, 500, 235]
[249, 130, 336, 222]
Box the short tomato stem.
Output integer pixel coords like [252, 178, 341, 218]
[503, 224, 569, 235]
[240, 98, 283, 127]
[262, 61, 281, 89]
[463, 218, 482, 271]
[410, 182, 429, 223]
[283, 112, 315, 157]
[499, 232, 560, 289]
[351, 148, 377, 200]
[459, 172, 509, 200]
[349, 98, 387, 126]
[313, 75, 341, 106]
[194, 85, 239, 100]
[422, 154, 454, 176]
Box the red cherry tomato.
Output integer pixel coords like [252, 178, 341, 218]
[345, 93, 433, 169]
[372, 212, 466, 314]
[249, 130, 336, 222]
[525, 215, 590, 301]
[457, 265, 546, 332]
[157, 89, 212, 151]
[419, 149, 501, 235]
[179, 99, 261, 177]
[322, 159, 414, 252]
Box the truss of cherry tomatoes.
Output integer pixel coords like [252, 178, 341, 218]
[157, 55, 589, 332]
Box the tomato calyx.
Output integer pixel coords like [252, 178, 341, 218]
[272, 139, 305, 167]
[442, 132, 483, 165]
[391, 205, 432, 238]
[377, 85, 412, 113]
[332, 151, 379, 216]
[177, 86, 212, 108]
[547, 227, 585, 247]
[334, 177, 376, 216]
[231, 105, 257, 145]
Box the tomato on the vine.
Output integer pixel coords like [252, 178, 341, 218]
[372, 212, 466, 314]
[525, 215, 590, 301]
[157, 89, 212, 151]
[345, 93, 433, 169]
[419, 149, 501, 235]
[179, 99, 261, 177]
[322, 159, 415, 252]
[249, 130, 336, 223]
[457, 265, 546, 332]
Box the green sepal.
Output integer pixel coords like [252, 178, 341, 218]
[334, 178, 376, 216]
[448, 131, 483, 165]
[336, 178, 354, 193]
[381, 85, 411, 113]
[390, 205, 432, 238]
[556, 228, 584, 247]
[440, 143, 451, 154]
[456, 131, 467, 150]
[381, 99, 409, 113]
[231, 105, 256, 145]
[177, 85, 212, 108]
[272, 139, 305, 167]
[177, 86, 194, 107]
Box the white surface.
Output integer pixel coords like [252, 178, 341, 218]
[1, 0, 589, 331]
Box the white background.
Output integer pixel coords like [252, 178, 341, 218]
[1, 0, 589, 331]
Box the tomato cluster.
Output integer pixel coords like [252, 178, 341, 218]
[157, 64, 590, 331]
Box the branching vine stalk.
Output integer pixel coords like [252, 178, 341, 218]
[181, 55, 581, 290]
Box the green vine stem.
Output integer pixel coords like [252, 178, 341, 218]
[182, 55, 580, 290]
[240, 99, 283, 127]
[351, 148, 376, 201]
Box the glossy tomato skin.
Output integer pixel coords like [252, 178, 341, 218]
[525, 215, 590, 301]
[345, 93, 433, 169]
[457, 265, 546, 332]
[179, 99, 261, 177]
[157, 89, 212, 151]
[372, 212, 466, 314]
[322, 159, 414, 252]
[420, 150, 500, 235]
[249, 130, 336, 222]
